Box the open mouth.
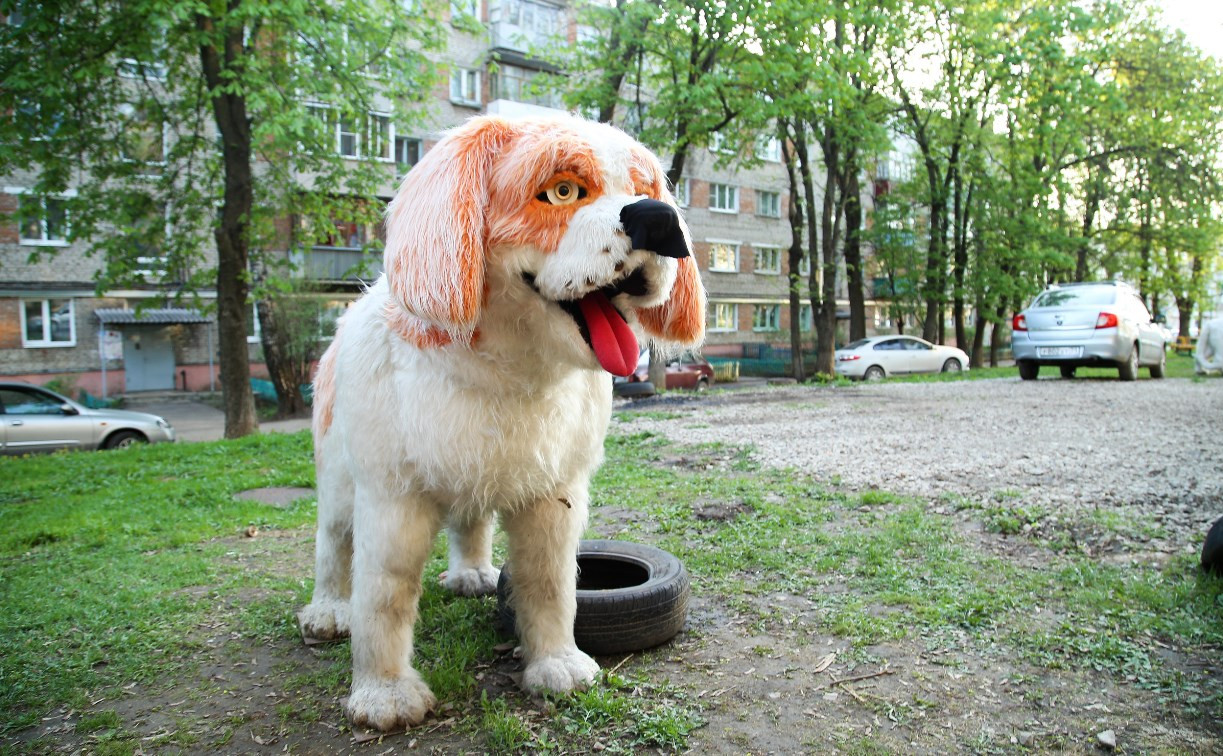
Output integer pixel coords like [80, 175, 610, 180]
[522, 268, 650, 377]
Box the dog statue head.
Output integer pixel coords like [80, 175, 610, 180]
[383, 114, 705, 376]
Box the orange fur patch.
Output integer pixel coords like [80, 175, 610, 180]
[639, 256, 706, 345]
[311, 333, 341, 459]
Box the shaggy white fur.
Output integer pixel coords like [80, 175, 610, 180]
[298, 114, 705, 732]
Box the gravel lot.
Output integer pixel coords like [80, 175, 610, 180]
[624, 376, 1223, 560]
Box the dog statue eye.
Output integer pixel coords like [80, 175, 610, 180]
[537, 180, 585, 205]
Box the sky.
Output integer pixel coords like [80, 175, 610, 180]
[1157, 0, 1223, 60]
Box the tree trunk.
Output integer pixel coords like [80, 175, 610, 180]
[794, 126, 826, 374]
[952, 174, 971, 351]
[255, 297, 309, 418]
[781, 122, 806, 382]
[199, 10, 257, 438]
[970, 298, 986, 368]
[843, 162, 866, 342]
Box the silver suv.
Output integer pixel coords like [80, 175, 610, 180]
[1011, 281, 1166, 381]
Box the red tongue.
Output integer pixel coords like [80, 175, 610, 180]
[577, 291, 638, 377]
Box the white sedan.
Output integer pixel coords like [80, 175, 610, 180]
[834, 335, 970, 381]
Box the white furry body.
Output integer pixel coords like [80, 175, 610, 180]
[298, 114, 704, 732]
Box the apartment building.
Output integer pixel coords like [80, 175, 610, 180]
[1, 0, 843, 395]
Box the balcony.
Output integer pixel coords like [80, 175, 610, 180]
[489, 0, 564, 57]
[296, 246, 383, 283]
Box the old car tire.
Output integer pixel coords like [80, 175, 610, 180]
[497, 539, 690, 656]
[104, 430, 146, 450]
[1202, 516, 1223, 573]
[864, 365, 885, 381]
[1018, 360, 1040, 380]
[941, 358, 962, 373]
[1060, 365, 1077, 379]
[1118, 343, 1139, 381]
[1150, 347, 1166, 379]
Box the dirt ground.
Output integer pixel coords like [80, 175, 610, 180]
[21, 379, 1223, 754]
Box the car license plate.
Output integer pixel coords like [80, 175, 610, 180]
[1038, 346, 1081, 358]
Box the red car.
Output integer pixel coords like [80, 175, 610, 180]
[631, 350, 715, 391]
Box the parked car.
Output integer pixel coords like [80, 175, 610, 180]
[627, 350, 715, 391]
[1011, 281, 1166, 381]
[834, 335, 970, 381]
[0, 382, 176, 454]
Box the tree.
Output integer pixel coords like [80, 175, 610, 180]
[559, 0, 766, 385]
[0, 0, 440, 436]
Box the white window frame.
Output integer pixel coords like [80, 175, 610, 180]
[7, 186, 75, 247]
[708, 302, 738, 333]
[132, 202, 173, 281]
[672, 177, 690, 207]
[800, 304, 813, 331]
[450, 68, 481, 107]
[451, 0, 480, 20]
[707, 240, 740, 273]
[753, 245, 781, 275]
[395, 135, 422, 170]
[756, 190, 781, 218]
[305, 104, 395, 161]
[20, 298, 76, 347]
[247, 300, 261, 344]
[756, 135, 782, 162]
[710, 131, 734, 155]
[709, 182, 739, 214]
[752, 304, 780, 332]
[797, 255, 811, 277]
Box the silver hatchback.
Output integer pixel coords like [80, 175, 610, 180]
[0, 382, 176, 454]
[1011, 282, 1166, 381]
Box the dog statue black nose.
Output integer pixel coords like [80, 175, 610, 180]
[619, 198, 690, 259]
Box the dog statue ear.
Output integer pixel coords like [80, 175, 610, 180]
[639, 255, 706, 347]
[384, 117, 515, 341]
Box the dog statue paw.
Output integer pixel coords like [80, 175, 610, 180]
[440, 566, 500, 597]
[346, 673, 437, 731]
[297, 600, 350, 640]
[522, 647, 600, 694]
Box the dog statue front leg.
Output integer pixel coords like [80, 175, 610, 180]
[503, 491, 600, 694]
[345, 487, 444, 731]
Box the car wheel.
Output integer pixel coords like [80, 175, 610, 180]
[695, 377, 710, 391]
[941, 358, 962, 373]
[104, 430, 147, 450]
[863, 365, 886, 381]
[1118, 343, 1140, 381]
[1059, 365, 1077, 379]
[1018, 360, 1040, 380]
[497, 540, 690, 656]
[1149, 347, 1166, 379]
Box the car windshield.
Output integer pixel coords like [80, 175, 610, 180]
[1031, 287, 1117, 308]
[843, 339, 872, 350]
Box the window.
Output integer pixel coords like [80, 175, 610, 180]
[756, 135, 782, 162]
[709, 183, 738, 213]
[17, 194, 69, 246]
[305, 105, 394, 161]
[0, 386, 67, 415]
[450, 68, 481, 107]
[395, 136, 422, 169]
[126, 199, 171, 281]
[753, 304, 780, 331]
[496, 0, 562, 48]
[753, 246, 780, 275]
[797, 255, 811, 277]
[756, 190, 781, 218]
[710, 131, 734, 155]
[451, 0, 479, 19]
[708, 302, 738, 332]
[119, 104, 166, 172]
[800, 304, 812, 331]
[492, 64, 562, 108]
[672, 177, 690, 207]
[708, 242, 739, 272]
[317, 216, 367, 249]
[21, 298, 75, 347]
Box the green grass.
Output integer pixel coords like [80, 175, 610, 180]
[3, 416, 1221, 749]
